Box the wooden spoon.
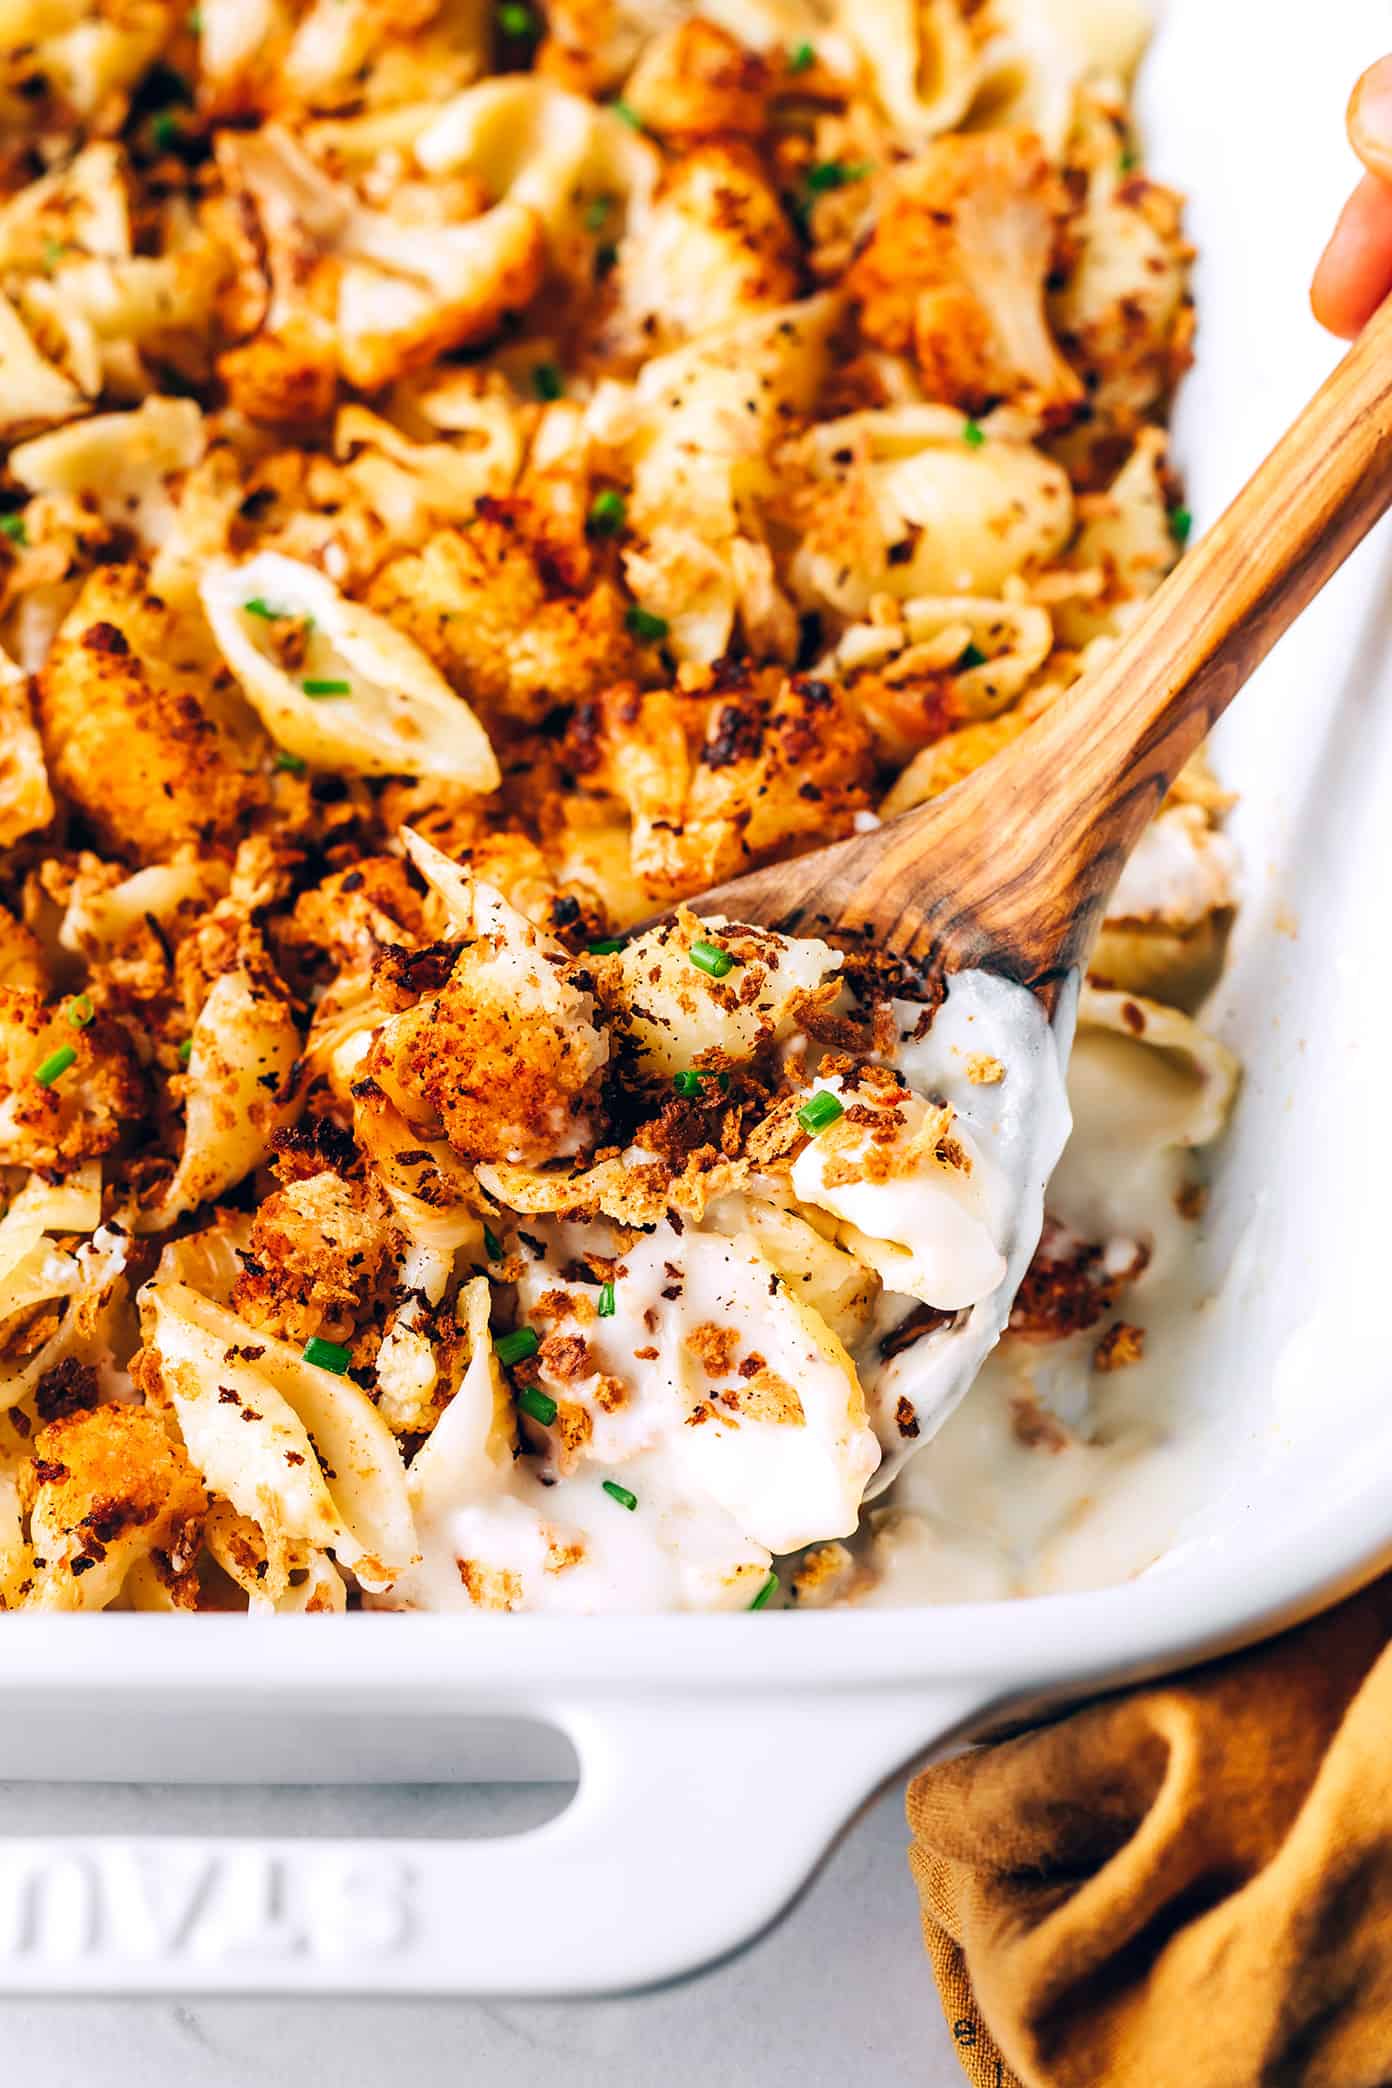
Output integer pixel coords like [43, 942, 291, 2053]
[686, 297, 1392, 1004]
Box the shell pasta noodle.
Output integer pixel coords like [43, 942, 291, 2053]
[0, 0, 1236, 1616]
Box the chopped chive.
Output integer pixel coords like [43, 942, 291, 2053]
[788, 39, 815, 71]
[602, 1479, 637, 1511]
[303, 1335, 351, 1374]
[273, 749, 306, 774]
[177, 1037, 194, 1066]
[806, 160, 872, 194]
[531, 361, 564, 401]
[495, 1325, 540, 1367]
[673, 1068, 729, 1098]
[1119, 145, 1137, 172]
[749, 1571, 779, 1610]
[586, 936, 624, 956]
[483, 1224, 503, 1260]
[626, 605, 669, 642]
[151, 111, 181, 150]
[1169, 504, 1193, 546]
[66, 994, 94, 1030]
[0, 515, 27, 546]
[796, 1089, 844, 1136]
[611, 99, 642, 130]
[35, 1044, 76, 1088]
[958, 642, 987, 670]
[188, 8, 202, 29]
[302, 677, 351, 697]
[42, 238, 64, 272]
[517, 1384, 558, 1426]
[584, 194, 613, 232]
[244, 596, 285, 620]
[587, 488, 627, 536]
[690, 939, 735, 979]
[496, 0, 535, 31]
[597, 1280, 616, 1318]
[962, 418, 986, 448]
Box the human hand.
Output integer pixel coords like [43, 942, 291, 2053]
[1312, 57, 1392, 335]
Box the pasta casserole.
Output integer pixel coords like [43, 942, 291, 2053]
[0, 0, 1238, 1613]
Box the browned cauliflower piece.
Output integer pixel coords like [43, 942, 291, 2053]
[0, 986, 143, 1171]
[365, 892, 609, 1166]
[21, 1404, 207, 1612]
[0, 908, 46, 993]
[604, 142, 801, 355]
[278, 855, 430, 976]
[367, 505, 638, 729]
[36, 568, 267, 863]
[581, 666, 874, 903]
[623, 19, 771, 140]
[846, 131, 1083, 421]
[230, 1169, 398, 1345]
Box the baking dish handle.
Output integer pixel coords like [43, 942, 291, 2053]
[0, 1685, 982, 1995]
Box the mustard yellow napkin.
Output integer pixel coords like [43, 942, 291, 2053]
[908, 1578, 1392, 2088]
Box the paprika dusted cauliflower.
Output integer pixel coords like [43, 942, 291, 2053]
[36, 567, 265, 862]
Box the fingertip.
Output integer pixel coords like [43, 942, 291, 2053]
[1350, 55, 1392, 182]
[1311, 173, 1392, 337]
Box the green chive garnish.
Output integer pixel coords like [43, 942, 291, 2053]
[626, 605, 669, 642]
[1119, 145, 1137, 172]
[749, 1571, 779, 1610]
[483, 1224, 503, 1260]
[0, 515, 27, 546]
[303, 1336, 351, 1374]
[962, 418, 986, 449]
[42, 238, 65, 272]
[806, 160, 871, 194]
[152, 111, 181, 150]
[602, 1479, 637, 1511]
[690, 939, 734, 979]
[584, 194, 613, 232]
[273, 750, 306, 774]
[958, 642, 987, 670]
[66, 994, 94, 1029]
[302, 678, 351, 697]
[496, 0, 534, 31]
[532, 362, 564, 401]
[35, 1044, 76, 1088]
[673, 1068, 729, 1098]
[177, 1037, 193, 1066]
[586, 936, 624, 956]
[788, 39, 815, 71]
[796, 1089, 844, 1136]
[244, 596, 284, 620]
[518, 1384, 557, 1426]
[611, 99, 642, 129]
[495, 1326, 540, 1367]
[587, 488, 627, 536]
[1170, 505, 1193, 546]
[597, 1281, 616, 1318]
[188, 9, 202, 30]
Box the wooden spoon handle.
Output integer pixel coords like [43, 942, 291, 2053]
[882, 289, 1392, 984]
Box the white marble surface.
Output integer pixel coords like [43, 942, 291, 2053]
[0, 1779, 965, 2086]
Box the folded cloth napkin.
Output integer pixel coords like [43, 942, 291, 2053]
[908, 1577, 1392, 2088]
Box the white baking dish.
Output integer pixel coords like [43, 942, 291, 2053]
[2, 0, 1390, 1997]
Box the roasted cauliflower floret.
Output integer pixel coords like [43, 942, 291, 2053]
[582, 667, 874, 902]
[217, 126, 547, 415]
[365, 884, 609, 1165]
[846, 130, 1082, 420]
[367, 506, 637, 728]
[0, 908, 46, 994]
[36, 568, 266, 862]
[279, 855, 429, 976]
[0, 986, 143, 1171]
[230, 1169, 398, 1345]
[607, 142, 801, 354]
[0, 655, 55, 847]
[623, 19, 771, 140]
[21, 1404, 207, 1612]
